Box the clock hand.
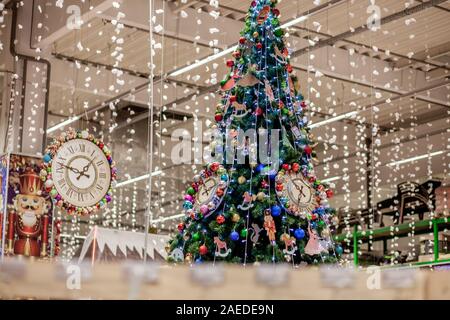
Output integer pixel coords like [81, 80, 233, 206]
[58, 162, 82, 174]
[77, 158, 94, 180]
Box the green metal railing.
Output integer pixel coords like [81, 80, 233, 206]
[334, 217, 450, 267]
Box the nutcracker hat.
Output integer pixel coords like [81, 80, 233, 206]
[19, 168, 43, 196]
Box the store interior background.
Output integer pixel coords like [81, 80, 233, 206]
[0, 0, 449, 264]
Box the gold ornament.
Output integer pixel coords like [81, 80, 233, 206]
[232, 213, 241, 223]
[238, 176, 246, 184]
[257, 192, 266, 201]
[185, 253, 193, 264]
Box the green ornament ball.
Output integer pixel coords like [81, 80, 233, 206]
[240, 229, 248, 238]
[192, 232, 201, 241]
[186, 187, 195, 195]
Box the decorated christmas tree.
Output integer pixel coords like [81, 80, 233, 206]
[168, 0, 341, 265]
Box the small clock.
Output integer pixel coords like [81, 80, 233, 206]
[183, 162, 229, 220]
[276, 170, 316, 217]
[41, 129, 116, 215]
[196, 177, 219, 206]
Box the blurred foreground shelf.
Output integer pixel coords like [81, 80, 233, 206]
[1, 260, 449, 300]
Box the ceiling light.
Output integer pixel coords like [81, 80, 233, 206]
[116, 170, 163, 188]
[387, 150, 446, 167]
[321, 176, 341, 183]
[152, 213, 185, 224]
[309, 111, 358, 129]
[46, 116, 81, 134]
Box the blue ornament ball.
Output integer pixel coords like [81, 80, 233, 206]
[271, 205, 281, 217]
[336, 245, 343, 255]
[294, 228, 305, 240]
[43, 154, 52, 163]
[230, 231, 239, 241]
[255, 164, 265, 173]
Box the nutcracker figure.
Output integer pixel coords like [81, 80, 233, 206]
[6, 168, 50, 258]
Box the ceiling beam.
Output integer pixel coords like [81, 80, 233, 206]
[291, 0, 449, 59]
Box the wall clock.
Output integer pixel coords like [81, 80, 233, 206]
[40, 129, 117, 215]
[275, 168, 316, 217]
[183, 162, 229, 220]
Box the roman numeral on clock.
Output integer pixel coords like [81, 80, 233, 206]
[66, 189, 74, 198]
[68, 146, 75, 154]
[96, 184, 104, 191]
[99, 172, 106, 179]
[96, 160, 104, 166]
[58, 178, 66, 189]
[78, 193, 84, 202]
[79, 144, 86, 153]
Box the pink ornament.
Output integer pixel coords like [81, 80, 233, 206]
[200, 205, 209, 215]
[184, 195, 194, 202]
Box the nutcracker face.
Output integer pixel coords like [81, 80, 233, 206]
[14, 194, 47, 227]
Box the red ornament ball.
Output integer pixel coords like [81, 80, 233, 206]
[210, 162, 220, 172]
[304, 145, 312, 155]
[255, 107, 263, 116]
[226, 60, 234, 68]
[199, 245, 208, 255]
[292, 163, 300, 172]
[286, 64, 293, 73]
[229, 95, 237, 103]
[177, 223, 184, 232]
[256, 42, 263, 50]
[272, 8, 280, 17]
[282, 164, 290, 171]
[239, 37, 246, 44]
[326, 189, 334, 198]
[216, 215, 225, 224]
[275, 184, 283, 191]
[215, 114, 223, 122]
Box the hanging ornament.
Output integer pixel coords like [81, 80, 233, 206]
[237, 192, 255, 210]
[214, 237, 231, 258]
[280, 233, 298, 255]
[294, 228, 305, 240]
[271, 205, 281, 217]
[263, 210, 276, 242]
[257, 5, 270, 24]
[304, 224, 327, 256]
[199, 244, 208, 256]
[238, 176, 247, 184]
[230, 231, 240, 241]
[232, 213, 241, 223]
[249, 223, 262, 244]
[236, 72, 262, 87]
[216, 215, 225, 224]
[169, 248, 184, 262]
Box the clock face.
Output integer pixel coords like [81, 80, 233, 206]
[52, 139, 111, 207]
[288, 177, 313, 207]
[196, 177, 217, 205]
[276, 172, 316, 216]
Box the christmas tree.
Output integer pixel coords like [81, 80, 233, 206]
[168, 0, 341, 265]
